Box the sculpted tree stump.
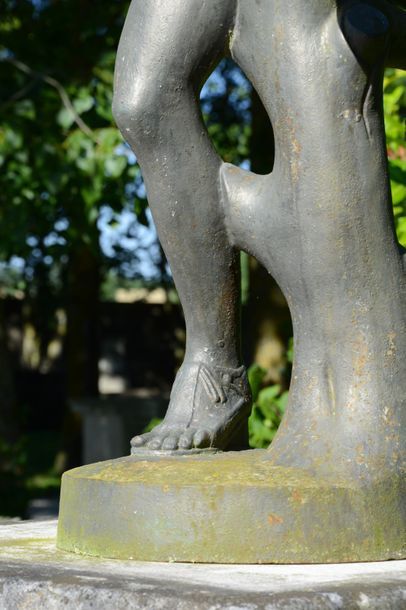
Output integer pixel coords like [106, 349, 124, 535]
[57, 0, 406, 563]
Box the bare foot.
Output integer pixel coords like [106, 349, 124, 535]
[131, 361, 252, 453]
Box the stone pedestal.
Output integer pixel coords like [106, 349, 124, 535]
[57, 451, 405, 564]
[1, 521, 405, 609]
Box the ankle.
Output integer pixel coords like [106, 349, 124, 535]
[184, 345, 240, 369]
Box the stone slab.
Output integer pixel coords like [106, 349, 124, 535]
[0, 520, 405, 609]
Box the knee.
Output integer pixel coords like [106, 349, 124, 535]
[112, 82, 149, 139]
[111, 88, 129, 135]
[112, 79, 168, 142]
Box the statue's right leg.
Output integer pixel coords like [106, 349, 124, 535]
[113, 0, 251, 452]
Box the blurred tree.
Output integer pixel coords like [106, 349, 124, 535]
[0, 0, 141, 404]
[0, 299, 16, 442]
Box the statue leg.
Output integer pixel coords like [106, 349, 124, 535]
[113, 0, 251, 452]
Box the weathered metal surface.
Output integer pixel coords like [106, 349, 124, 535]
[57, 452, 405, 563]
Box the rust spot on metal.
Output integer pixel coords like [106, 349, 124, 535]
[268, 513, 284, 525]
[291, 490, 304, 505]
[385, 331, 396, 359]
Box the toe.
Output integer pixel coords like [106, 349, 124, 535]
[193, 429, 211, 448]
[162, 436, 179, 451]
[131, 433, 150, 447]
[178, 431, 194, 450]
[147, 437, 163, 450]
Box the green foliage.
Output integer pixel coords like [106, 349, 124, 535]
[248, 364, 289, 449]
[248, 337, 293, 449]
[0, 0, 141, 288]
[0, 436, 27, 478]
[0, 432, 60, 517]
[201, 60, 251, 165]
[0, 1, 150, 382]
[142, 417, 163, 434]
[384, 69, 406, 246]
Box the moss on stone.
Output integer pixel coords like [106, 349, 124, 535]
[65, 450, 349, 488]
[57, 451, 406, 564]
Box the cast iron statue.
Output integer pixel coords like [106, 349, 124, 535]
[57, 0, 406, 563]
[112, 0, 406, 467]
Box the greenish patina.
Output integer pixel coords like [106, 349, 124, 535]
[57, 452, 405, 563]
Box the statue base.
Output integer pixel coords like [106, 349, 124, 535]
[57, 450, 405, 564]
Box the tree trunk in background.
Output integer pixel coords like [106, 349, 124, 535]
[244, 90, 292, 384]
[0, 300, 17, 443]
[66, 243, 100, 399]
[55, 242, 100, 472]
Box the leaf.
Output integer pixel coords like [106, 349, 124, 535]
[15, 100, 36, 120]
[143, 418, 163, 433]
[258, 384, 281, 404]
[247, 364, 266, 401]
[73, 94, 94, 115]
[392, 182, 406, 207]
[97, 127, 120, 150]
[389, 162, 406, 186]
[57, 107, 75, 129]
[93, 66, 114, 85]
[104, 156, 127, 178]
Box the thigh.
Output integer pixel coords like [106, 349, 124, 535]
[115, 0, 236, 94]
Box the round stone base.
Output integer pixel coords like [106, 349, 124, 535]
[57, 450, 405, 564]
